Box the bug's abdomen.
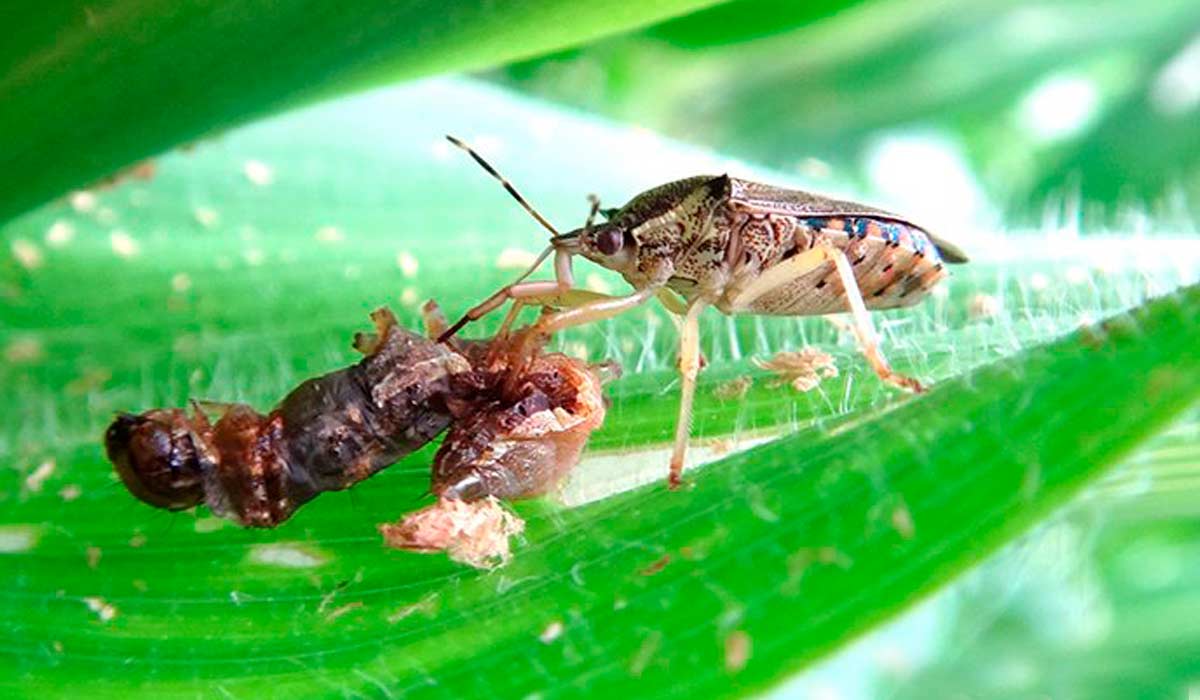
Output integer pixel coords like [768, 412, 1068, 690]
[734, 217, 948, 316]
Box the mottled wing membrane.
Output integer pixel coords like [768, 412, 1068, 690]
[925, 234, 969, 264]
[728, 178, 903, 220]
[726, 178, 968, 263]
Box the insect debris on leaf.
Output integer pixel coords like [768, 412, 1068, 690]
[378, 496, 525, 570]
[436, 135, 969, 489]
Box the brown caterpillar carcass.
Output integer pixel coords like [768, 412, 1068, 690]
[105, 305, 615, 530]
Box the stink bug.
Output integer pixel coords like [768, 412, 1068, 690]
[440, 136, 968, 489]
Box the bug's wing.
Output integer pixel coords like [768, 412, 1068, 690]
[727, 178, 969, 263]
[925, 234, 969, 263]
[728, 178, 901, 219]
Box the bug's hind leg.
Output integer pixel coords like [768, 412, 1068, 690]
[668, 300, 708, 489]
[729, 241, 925, 394]
[821, 244, 924, 393]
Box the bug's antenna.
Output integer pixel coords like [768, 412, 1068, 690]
[445, 135, 561, 238]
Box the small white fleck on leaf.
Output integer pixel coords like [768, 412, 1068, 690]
[725, 630, 751, 673]
[5, 336, 44, 364]
[0, 525, 41, 553]
[247, 543, 330, 569]
[968, 293, 1001, 320]
[193, 206, 220, 228]
[109, 230, 140, 258]
[380, 497, 525, 570]
[45, 220, 75, 248]
[539, 620, 564, 644]
[243, 159, 274, 186]
[83, 597, 118, 622]
[315, 225, 344, 243]
[68, 190, 97, 213]
[24, 460, 55, 492]
[11, 239, 43, 269]
[396, 251, 420, 278]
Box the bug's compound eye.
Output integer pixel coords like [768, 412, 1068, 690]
[594, 227, 625, 256]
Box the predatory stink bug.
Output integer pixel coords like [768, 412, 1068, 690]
[439, 136, 968, 489]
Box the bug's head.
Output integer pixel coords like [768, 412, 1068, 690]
[561, 175, 729, 272]
[105, 410, 206, 510]
[557, 220, 638, 272]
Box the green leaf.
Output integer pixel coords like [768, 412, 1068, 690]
[0, 0, 726, 223]
[3, 80, 1198, 696]
[884, 419, 1200, 699]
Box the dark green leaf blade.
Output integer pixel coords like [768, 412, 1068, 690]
[0, 0, 726, 222]
[458, 284, 1200, 698]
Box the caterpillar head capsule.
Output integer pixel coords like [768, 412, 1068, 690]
[104, 409, 207, 511]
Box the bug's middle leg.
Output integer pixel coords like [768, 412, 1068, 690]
[668, 299, 708, 489]
[505, 285, 707, 488]
[729, 242, 925, 393]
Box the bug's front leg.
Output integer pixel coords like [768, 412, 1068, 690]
[729, 241, 925, 393]
[668, 300, 708, 489]
[485, 196, 610, 338]
[440, 248, 577, 341]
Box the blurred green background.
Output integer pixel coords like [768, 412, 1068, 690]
[496, 0, 1200, 228]
[2, 0, 1199, 698]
